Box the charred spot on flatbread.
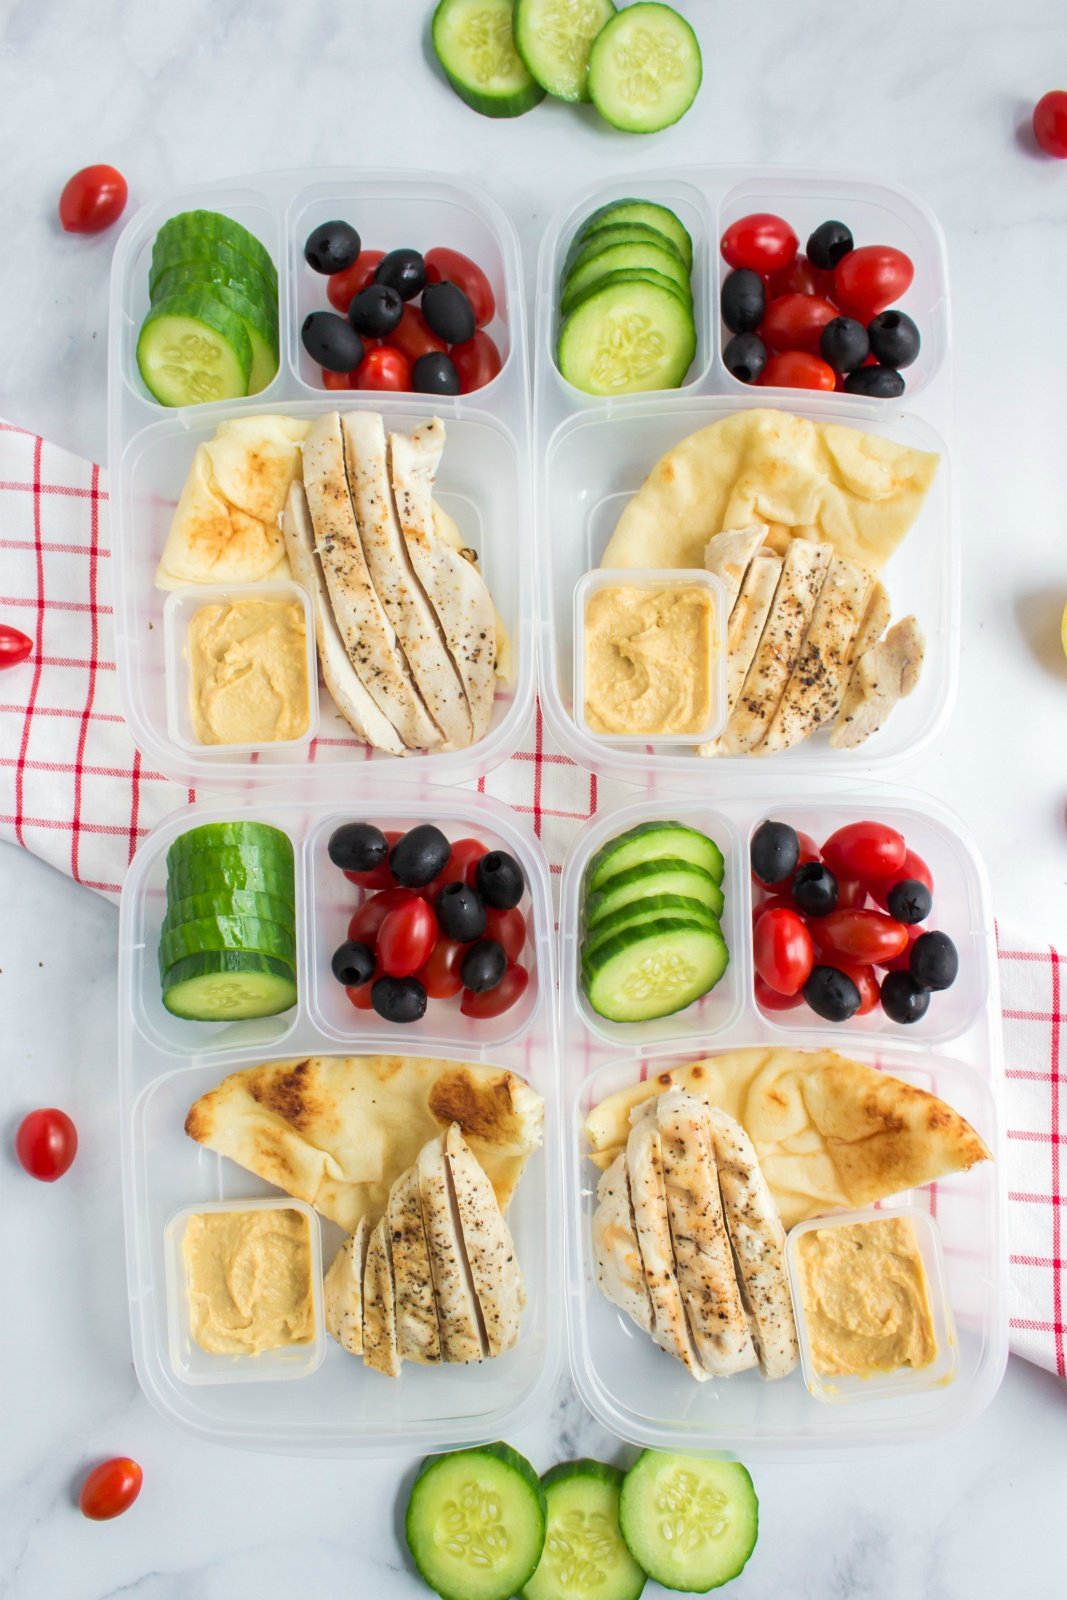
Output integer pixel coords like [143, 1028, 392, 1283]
[245, 1059, 336, 1135]
[428, 1068, 526, 1145]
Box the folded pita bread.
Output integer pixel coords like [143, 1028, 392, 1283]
[185, 1055, 543, 1232]
[584, 1047, 989, 1229]
[600, 409, 939, 575]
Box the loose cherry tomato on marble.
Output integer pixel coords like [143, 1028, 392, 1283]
[417, 937, 467, 1001]
[754, 974, 805, 1012]
[753, 907, 814, 996]
[343, 831, 403, 891]
[833, 961, 882, 1016]
[326, 250, 386, 313]
[79, 1457, 142, 1520]
[759, 351, 836, 391]
[814, 908, 909, 965]
[353, 346, 412, 391]
[877, 922, 924, 973]
[387, 304, 448, 365]
[424, 247, 496, 327]
[15, 1108, 77, 1181]
[867, 847, 934, 910]
[377, 898, 438, 978]
[721, 213, 798, 275]
[1033, 91, 1067, 158]
[760, 293, 839, 356]
[832, 245, 914, 323]
[0, 625, 33, 668]
[451, 330, 503, 393]
[347, 885, 419, 946]
[59, 165, 127, 233]
[484, 905, 526, 963]
[822, 820, 906, 881]
[460, 961, 529, 1018]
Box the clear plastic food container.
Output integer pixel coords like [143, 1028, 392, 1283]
[107, 170, 533, 791]
[118, 784, 560, 1455]
[559, 786, 1006, 1458]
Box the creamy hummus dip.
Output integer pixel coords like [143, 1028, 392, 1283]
[795, 1215, 937, 1379]
[182, 1207, 314, 1356]
[584, 583, 715, 737]
[188, 599, 309, 746]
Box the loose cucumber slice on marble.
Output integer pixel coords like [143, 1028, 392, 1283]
[522, 1459, 646, 1600]
[618, 1452, 758, 1592]
[587, 2, 702, 134]
[433, 0, 547, 117]
[406, 1442, 547, 1600]
[136, 291, 252, 406]
[160, 951, 297, 1021]
[513, 0, 617, 103]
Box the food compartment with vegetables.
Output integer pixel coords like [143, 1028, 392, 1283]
[118, 787, 560, 1454]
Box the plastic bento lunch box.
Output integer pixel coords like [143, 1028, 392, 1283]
[117, 784, 560, 1455]
[534, 166, 957, 787]
[559, 787, 1006, 1459]
[107, 169, 534, 791]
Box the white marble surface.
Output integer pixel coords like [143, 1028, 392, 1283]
[2, 1, 1067, 1596]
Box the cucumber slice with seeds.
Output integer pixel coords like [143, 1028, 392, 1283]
[588, 822, 724, 891]
[137, 292, 252, 406]
[582, 917, 729, 1021]
[406, 1442, 547, 1600]
[558, 278, 695, 395]
[433, 0, 547, 118]
[154, 211, 278, 291]
[523, 1460, 646, 1600]
[587, 2, 702, 134]
[150, 269, 278, 394]
[618, 1452, 758, 1593]
[161, 951, 297, 1021]
[577, 199, 693, 272]
[514, 0, 618, 103]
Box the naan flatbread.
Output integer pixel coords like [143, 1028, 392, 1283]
[601, 409, 939, 575]
[584, 1047, 989, 1229]
[185, 1055, 543, 1232]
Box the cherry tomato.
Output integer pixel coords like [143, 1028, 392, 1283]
[753, 907, 815, 996]
[795, 831, 822, 869]
[387, 304, 448, 365]
[321, 366, 355, 390]
[822, 821, 906, 881]
[15, 1108, 77, 1181]
[79, 1457, 142, 1521]
[0, 625, 33, 668]
[343, 831, 403, 891]
[1033, 91, 1067, 158]
[765, 254, 836, 301]
[484, 905, 526, 963]
[878, 922, 924, 972]
[326, 250, 386, 313]
[833, 962, 881, 1015]
[721, 213, 798, 275]
[416, 937, 467, 1000]
[754, 974, 805, 1012]
[354, 346, 412, 392]
[751, 893, 795, 923]
[377, 898, 437, 977]
[347, 885, 419, 946]
[420, 837, 489, 902]
[836, 878, 870, 911]
[832, 246, 914, 323]
[451, 330, 504, 394]
[424, 247, 496, 328]
[759, 351, 836, 391]
[346, 964, 382, 1010]
[760, 293, 839, 356]
[460, 962, 529, 1018]
[59, 165, 128, 234]
[814, 908, 909, 964]
[867, 848, 934, 911]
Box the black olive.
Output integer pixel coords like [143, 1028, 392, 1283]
[723, 332, 766, 384]
[910, 930, 959, 991]
[412, 351, 461, 396]
[880, 969, 931, 1024]
[304, 220, 361, 275]
[867, 309, 921, 369]
[375, 247, 427, 302]
[720, 268, 766, 334]
[803, 965, 862, 1022]
[436, 882, 487, 942]
[474, 851, 525, 910]
[390, 825, 451, 888]
[806, 220, 854, 270]
[819, 315, 869, 373]
[460, 939, 507, 993]
[301, 311, 364, 373]
[371, 975, 427, 1024]
[331, 940, 376, 988]
[421, 281, 476, 345]
[328, 822, 389, 872]
[750, 820, 800, 887]
[348, 283, 404, 338]
[844, 365, 906, 398]
[792, 861, 839, 917]
[886, 878, 933, 925]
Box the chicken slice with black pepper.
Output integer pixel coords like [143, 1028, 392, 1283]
[830, 615, 925, 749]
[761, 554, 872, 753]
[323, 1215, 368, 1358]
[417, 1133, 487, 1364]
[703, 524, 769, 612]
[592, 1152, 654, 1336]
[444, 1122, 524, 1358]
[361, 1215, 401, 1378]
[626, 1113, 709, 1380]
[387, 1163, 442, 1365]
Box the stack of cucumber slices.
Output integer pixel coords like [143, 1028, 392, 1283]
[159, 822, 297, 1021]
[580, 821, 729, 1022]
[557, 196, 696, 394]
[137, 211, 280, 406]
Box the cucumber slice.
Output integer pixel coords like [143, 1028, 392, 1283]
[433, 0, 547, 118]
[167, 821, 294, 866]
[161, 951, 297, 1021]
[618, 1453, 758, 1592]
[149, 237, 276, 303]
[158, 914, 296, 974]
[563, 269, 691, 326]
[586, 861, 724, 928]
[588, 822, 724, 891]
[523, 1460, 646, 1600]
[154, 210, 278, 291]
[406, 1442, 547, 1600]
[557, 278, 695, 395]
[513, 0, 617, 103]
[150, 270, 279, 395]
[563, 219, 683, 276]
[577, 198, 693, 272]
[583, 893, 720, 961]
[587, 2, 702, 134]
[562, 246, 691, 315]
[167, 849, 295, 907]
[151, 259, 276, 314]
[582, 917, 729, 1021]
[162, 890, 296, 935]
[137, 292, 251, 406]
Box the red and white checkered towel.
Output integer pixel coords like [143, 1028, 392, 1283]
[1, 421, 1062, 1380]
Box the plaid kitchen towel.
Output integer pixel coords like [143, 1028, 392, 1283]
[0, 420, 1062, 1380]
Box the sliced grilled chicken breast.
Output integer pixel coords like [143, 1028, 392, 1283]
[390, 421, 497, 742]
[323, 1215, 368, 1358]
[341, 411, 472, 748]
[282, 482, 405, 756]
[445, 1123, 523, 1358]
[626, 1115, 708, 1380]
[717, 538, 833, 754]
[362, 1215, 401, 1378]
[701, 549, 783, 755]
[850, 579, 892, 662]
[302, 412, 441, 750]
[656, 1089, 757, 1377]
[417, 1134, 487, 1364]
[707, 1108, 798, 1380]
[761, 555, 872, 754]
[387, 1162, 442, 1365]
[703, 525, 769, 612]
[592, 1153, 653, 1335]
[830, 615, 926, 749]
